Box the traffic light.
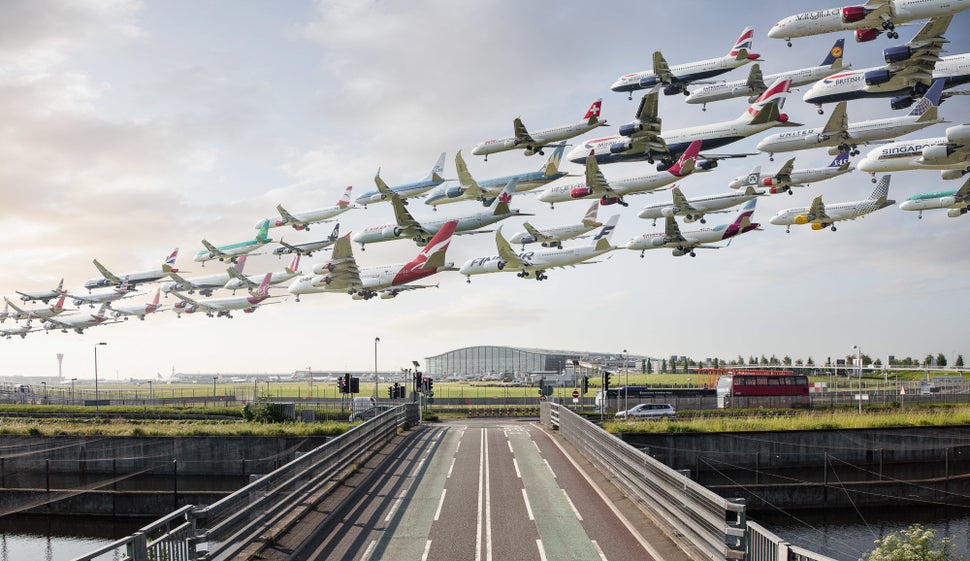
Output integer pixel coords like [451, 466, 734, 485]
[415, 371, 423, 393]
[603, 370, 612, 392]
[395, 384, 405, 399]
[339, 373, 349, 394]
[426, 378, 433, 395]
[349, 377, 360, 394]
[581, 376, 589, 394]
[387, 385, 395, 399]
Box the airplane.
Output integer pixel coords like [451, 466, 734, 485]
[856, 124, 970, 180]
[162, 256, 248, 297]
[638, 185, 763, 226]
[288, 220, 459, 301]
[194, 220, 273, 266]
[458, 215, 619, 282]
[1, 319, 33, 339]
[351, 177, 529, 249]
[538, 140, 703, 208]
[83, 248, 180, 290]
[423, 145, 569, 208]
[354, 153, 446, 207]
[757, 78, 947, 158]
[471, 99, 607, 160]
[224, 254, 302, 292]
[4, 295, 68, 322]
[272, 223, 341, 257]
[69, 276, 139, 308]
[261, 185, 354, 230]
[728, 151, 855, 195]
[768, 0, 970, 46]
[171, 273, 280, 318]
[108, 289, 165, 320]
[0, 301, 9, 323]
[568, 78, 798, 166]
[626, 199, 761, 257]
[899, 176, 970, 218]
[42, 303, 114, 334]
[508, 200, 602, 249]
[610, 27, 761, 99]
[769, 175, 895, 232]
[800, 17, 962, 112]
[16, 279, 66, 303]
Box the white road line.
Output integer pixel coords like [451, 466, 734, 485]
[562, 489, 583, 521]
[360, 539, 378, 561]
[434, 489, 447, 521]
[591, 540, 609, 561]
[476, 428, 484, 561]
[421, 540, 433, 561]
[521, 488, 535, 521]
[484, 428, 493, 561]
[413, 458, 426, 475]
[536, 539, 548, 561]
[447, 457, 456, 478]
[544, 458, 556, 478]
[508, 438, 514, 454]
[384, 497, 403, 522]
[513, 458, 521, 479]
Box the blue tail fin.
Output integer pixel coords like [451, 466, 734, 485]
[820, 39, 844, 67]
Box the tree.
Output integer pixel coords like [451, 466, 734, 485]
[661, 358, 668, 373]
[956, 355, 964, 368]
[806, 356, 815, 367]
[924, 354, 935, 368]
[862, 524, 963, 561]
[645, 359, 653, 374]
[936, 353, 947, 367]
[874, 358, 882, 368]
[783, 355, 793, 366]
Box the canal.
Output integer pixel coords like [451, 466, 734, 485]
[0, 515, 146, 561]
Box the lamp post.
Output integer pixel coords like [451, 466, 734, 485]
[213, 376, 218, 399]
[41, 381, 47, 404]
[94, 342, 107, 417]
[374, 337, 380, 399]
[70, 378, 77, 403]
[623, 349, 629, 414]
[148, 380, 153, 402]
[852, 345, 862, 413]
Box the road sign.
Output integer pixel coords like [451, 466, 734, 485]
[572, 390, 579, 398]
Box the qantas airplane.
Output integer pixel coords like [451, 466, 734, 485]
[84, 248, 180, 290]
[758, 78, 946, 158]
[857, 124, 970, 180]
[626, 199, 761, 257]
[539, 141, 703, 208]
[171, 273, 279, 318]
[728, 151, 855, 195]
[261, 186, 354, 230]
[471, 99, 607, 160]
[686, 40, 848, 111]
[768, 0, 969, 45]
[568, 79, 797, 166]
[424, 146, 569, 208]
[288, 220, 458, 301]
[43, 303, 114, 334]
[224, 255, 302, 292]
[16, 279, 66, 303]
[355, 153, 447, 207]
[458, 216, 619, 282]
[611, 27, 760, 99]
[4, 295, 68, 322]
[109, 289, 165, 321]
[770, 175, 895, 232]
[69, 276, 139, 308]
[508, 201, 601, 249]
[195, 221, 272, 266]
[899, 176, 970, 218]
[273, 223, 341, 257]
[638, 186, 763, 226]
[162, 256, 247, 297]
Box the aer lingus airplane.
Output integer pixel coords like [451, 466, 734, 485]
[194, 221, 273, 266]
[472, 100, 607, 160]
[626, 199, 761, 257]
[769, 175, 895, 232]
[899, 175, 970, 218]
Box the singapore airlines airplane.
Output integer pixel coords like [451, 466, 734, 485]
[508, 201, 602, 249]
[261, 186, 354, 231]
[611, 27, 760, 99]
[354, 153, 447, 207]
[171, 273, 279, 318]
[84, 248, 180, 290]
[194, 221, 272, 266]
[769, 175, 895, 232]
[626, 199, 761, 257]
[471, 99, 607, 160]
[857, 124, 970, 180]
[728, 151, 855, 195]
[109, 289, 165, 321]
[15, 279, 66, 303]
[899, 176, 970, 218]
[637, 186, 763, 226]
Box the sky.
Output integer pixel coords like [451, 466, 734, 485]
[1, 0, 968, 381]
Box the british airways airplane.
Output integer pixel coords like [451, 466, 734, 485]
[471, 100, 607, 160]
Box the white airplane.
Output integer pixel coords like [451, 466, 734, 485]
[800, 17, 960, 112]
[108, 289, 165, 321]
[686, 39, 849, 111]
[458, 215, 619, 282]
[857, 124, 970, 180]
[355, 153, 447, 207]
[84, 248, 180, 290]
[288, 220, 458, 301]
[15, 279, 66, 303]
[626, 199, 761, 257]
[194, 221, 272, 266]
[162, 256, 247, 297]
[540, 140, 703, 208]
[273, 223, 341, 257]
[43, 303, 114, 334]
[171, 273, 280, 318]
[768, 0, 970, 45]
[757, 78, 946, 158]
[569, 79, 798, 166]
[4, 295, 68, 322]
[611, 27, 760, 99]
[899, 176, 970, 218]
[472, 99, 607, 160]
[769, 175, 895, 232]
[351, 178, 529, 249]
[728, 151, 855, 195]
[638, 185, 763, 226]
[1, 319, 33, 339]
[224, 254, 302, 292]
[508, 201, 602, 249]
[261, 185, 354, 230]
[69, 276, 139, 308]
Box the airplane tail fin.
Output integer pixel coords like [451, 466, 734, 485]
[162, 248, 179, 273]
[493, 179, 517, 216]
[592, 214, 619, 252]
[820, 38, 845, 68]
[583, 99, 604, 125]
[426, 152, 447, 183]
[667, 140, 701, 177]
[911, 78, 944, 121]
[581, 200, 602, 227]
[328, 223, 340, 241]
[336, 185, 353, 208]
[95, 303, 109, 319]
[745, 78, 791, 122]
[412, 220, 458, 270]
[119, 275, 131, 292]
[541, 143, 567, 177]
[234, 254, 248, 273]
[150, 289, 161, 307]
[255, 220, 271, 243]
[734, 198, 758, 228]
[52, 295, 66, 311]
[253, 273, 273, 298]
[741, 166, 762, 189]
[56, 278, 65, 293]
[728, 26, 756, 59]
[286, 254, 301, 275]
[829, 150, 851, 170]
[868, 175, 891, 204]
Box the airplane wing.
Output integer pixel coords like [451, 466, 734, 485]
[808, 195, 830, 224]
[387, 191, 428, 239]
[226, 266, 258, 289]
[820, 101, 849, 140]
[745, 64, 766, 95]
[652, 51, 674, 86]
[92, 260, 122, 286]
[276, 204, 303, 227]
[318, 237, 363, 291]
[171, 292, 211, 312]
[512, 118, 536, 145]
[670, 187, 696, 214]
[585, 152, 618, 198]
[495, 228, 527, 270]
[877, 16, 952, 90]
[522, 222, 553, 243]
[663, 216, 687, 244]
[200, 240, 227, 259]
[455, 151, 483, 200]
[377, 284, 439, 299]
[775, 158, 795, 183]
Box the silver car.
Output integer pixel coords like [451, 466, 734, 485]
[614, 403, 676, 419]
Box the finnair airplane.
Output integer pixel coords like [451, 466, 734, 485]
[686, 40, 848, 111]
[768, 0, 969, 45]
[638, 186, 763, 226]
[171, 273, 279, 318]
[626, 199, 761, 258]
[424, 146, 569, 208]
[84, 248, 180, 290]
[471, 99, 607, 160]
[4, 295, 68, 322]
[16, 279, 66, 303]
[611, 27, 760, 99]
[261, 186, 354, 230]
[288, 220, 458, 301]
[162, 256, 248, 296]
[857, 124, 970, 180]
[899, 176, 970, 218]
[458, 215, 619, 282]
[508, 201, 602, 249]
[758, 78, 946, 158]
[224, 255, 302, 292]
[355, 153, 447, 207]
[194, 221, 272, 266]
[43, 303, 114, 334]
[109, 289, 165, 321]
[273, 223, 341, 257]
[769, 175, 895, 232]
[728, 151, 855, 195]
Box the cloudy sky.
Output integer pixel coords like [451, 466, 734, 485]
[1, 0, 968, 381]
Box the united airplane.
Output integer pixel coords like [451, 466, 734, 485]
[626, 199, 761, 257]
[109, 289, 165, 321]
[769, 175, 895, 232]
[611, 27, 760, 99]
[171, 273, 279, 318]
[84, 248, 180, 290]
[162, 256, 248, 296]
[194, 221, 272, 266]
[16, 279, 66, 303]
[508, 201, 602, 249]
[471, 99, 607, 160]
[728, 151, 855, 195]
[261, 185, 354, 230]
[355, 153, 446, 207]
[638, 186, 762, 226]
[273, 224, 341, 257]
[458, 215, 619, 282]
[857, 124, 970, 180]
[899, 176, 970, 218]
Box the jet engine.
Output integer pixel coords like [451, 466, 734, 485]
[810, 223, 827, 230]
[660, 207, 678, 217]
[671, 248, 690, 257]
[938, 196, 957, 207]
[883, 45, 912, 64]
[864, 69, 892, 87]
[651, 237, 671, 247]
[381, 226, 404, 239]
[570, 187, 592, 199]
[610, 141, 634, 153]
[941, 169, 968, 180]
[312, 262, 337, 274]
[946, 124, 970, 144]
[663, 84, 685, 96]
[243, 307, 257, 314]
[920, 144, 958, 163]
[947, 208, 967, 218]
[890, 96, 915, 110]
[618, 123, 643, 137]
[379, 291, 398, 299]
[696, 159, 718, 171]
[854, 29, 881, 43]
[600, 196, 624, 206]
[794, 215, 812, 225]
[841, 6, 868, 23]
[445, 186, 465, 198]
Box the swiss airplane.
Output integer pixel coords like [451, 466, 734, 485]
[769, 175, 895, 232]
[84, 248, 180, 290]
[224, 255, 302, 292]
[458, 215, 619, 282]
[424, 146, 569, 208]
[638, 186, 763, 226]
[162, 256, 247, 297]
[261, 186, 354, 230]
[288, 220, 458, 301]
[508, 201, 602, 249]
[757, 78, 946, 158]
[4, 295, 68, 322]
[539, 141, 703, 208]
[355, 153, 447, 207]
[171, 273, 279, 318]
[857, 124, 970, 180]
[626, 199, 761, 258]
[43, 303, 114, 334]
[569, 79, 797, 166]
[471, 100, 607, 160]
[728, 151, 855, 195]
[273, 223, 341, 257]
[69, 276, 139, 308]
[611, 27, 760, 99]
[768, 0, 969, 45]
[194, 221, 273, 266]
[686, 39, 849, 111]
[108, 289, 165, 321]
[899, 176, 970, 218]
[15, 279, 66, 303]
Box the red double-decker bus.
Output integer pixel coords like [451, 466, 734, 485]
[704, 368, 811, 409]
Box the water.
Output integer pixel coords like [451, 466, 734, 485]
[0, 516, 145, 561]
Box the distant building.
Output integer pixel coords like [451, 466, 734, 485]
[424, 346, 650, 381]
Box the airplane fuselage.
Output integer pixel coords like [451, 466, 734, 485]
[769, 200, 896, 226]
[625, 221, 757, 252]
[536, 170, 683, 205]
[768, 0, 970, 40]
[858, 128, 970, 174]
[355, 179, 445, 207]
[288, 260, 445, 296]
[351, 210, 525, 247]
[424, 170, 568, 206]
[686, 64, 846, 105]
[272, 239, 336, 256]
[160, 272, 233, 294]
[611, 55, 757, 95]
[264, 205, 353, 229]
[508, 223, 597, 247]
[756, 114, 944, 155]
[472, 121, 606, 157]
[83, 269, 170, 290]
[224, 270, 300, 291]
[638, 191, 761, 223]
[458, 245, 613, 278]
[728, 165, 854, 191]
[900, 189, 969, 215]
[194, 239, 269, 263]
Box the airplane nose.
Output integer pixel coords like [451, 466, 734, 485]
[471, 144, 485, 156]
[768, 215, 785, 225]
[755, 137, 772, 152]
[565, 145, 588, 164]
[801, 86, 819, 104]
[767, 23, 785, 39]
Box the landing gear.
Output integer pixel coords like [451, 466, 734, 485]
[769, 153, 775, 162]
[639, 251, 646, 258]
[689, 251, 696, 257]
[831, 225, 837, 231]
[785, 226, 791, 234]
[786, 39, 792, 47]
[817, 105, 824, 115]
[918, 211, 924, 220]
[699, 218, 706, 224]
[701, 104, 707, 112]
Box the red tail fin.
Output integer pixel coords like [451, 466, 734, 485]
[255, 273, 273, 297]
[668, 140, 702, 177]
[408, 220, 458, 268]
[337, 185, 353, 208]
[583, 99, 603, 120]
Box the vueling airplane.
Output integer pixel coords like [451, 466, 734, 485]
[194, 221, 272, 266]
[769, 175, 894, 232]
[472, 100, 607, 160]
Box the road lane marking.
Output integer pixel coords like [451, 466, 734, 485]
[434, 489, 447, 521]
[360, 539, 377, 561]
[522, 488, 535, 521]
[537, 539, 548, 561]
[544, 458, 557, 478]
[384, 497, 403, 522]
[447, 457, 456, 478]
[562, 489, 583, 521]
[591, 540, 608, 561]
[484, 428, 493, 561]
[422, 540, 432, 561]
[476, 428, 484, 561]
[513, 458, 521, 479]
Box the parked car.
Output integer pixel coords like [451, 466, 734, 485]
[349, 404, 394, 422]
[614, 403, 676, 419]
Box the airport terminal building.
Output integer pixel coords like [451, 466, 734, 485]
[424, 346, 641, 381]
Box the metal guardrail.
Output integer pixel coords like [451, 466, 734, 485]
[745, 520, 839, 561]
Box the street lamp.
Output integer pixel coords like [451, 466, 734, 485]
[213, 376, 218, 399]
[70, 378, 77, 403]
[148, 380, 153, 402]
[852, 345, 862, 413]
[623, 349, 629, 414]
[374, 337, 380, 399]
[94, 342, 107, 417]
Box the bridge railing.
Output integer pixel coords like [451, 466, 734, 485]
[745, 520, 840, 561]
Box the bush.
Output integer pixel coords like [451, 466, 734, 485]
[863, 524, 963, 561]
